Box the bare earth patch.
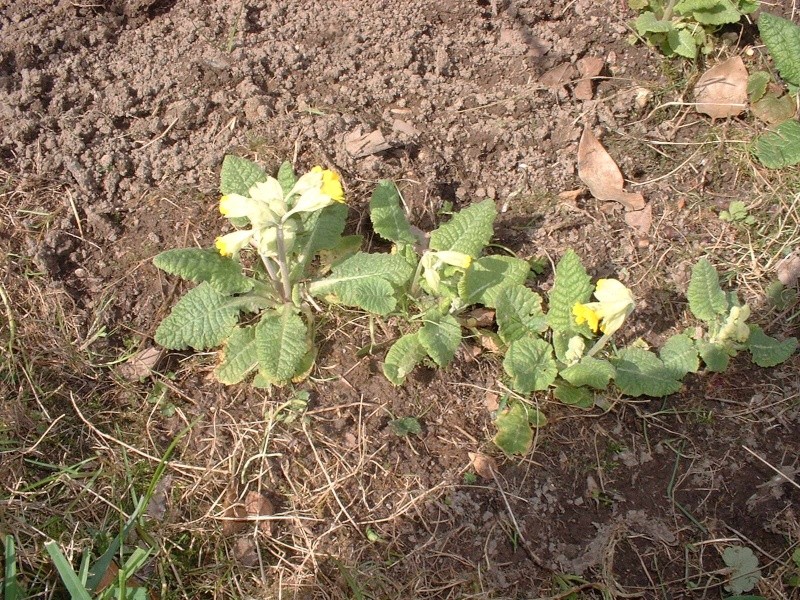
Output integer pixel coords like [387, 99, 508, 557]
[1, 1, 799, 598]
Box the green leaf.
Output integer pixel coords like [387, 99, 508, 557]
[277, 161, 297, 196]
[560, 356, 616, 390]
[759, 13, 800, 88]
[153, 248, 254, 294]
[659, 333, 700, 379]
[369, 180, 417, 245]
[389, 417, 422, 437]
[547, 250, 593, 332]
[383, 331, 427, 385]
[296, 202, 350, 262]
[216, 325, 259, 384]
[429, 199, 497, 257]
[503, 337, 558, 395]
[676, 0, 742, 25]
[154, 282, 238, 350]
[255, 308, 308, 384]
[493, 402, 533, 455]
[309, 252, 414, 314]
[219, 155, 267, 196]
[554, 381, 594, 409]
[44, 542, 93, 600]
[687, 258, 728, 323]
[754, 120, 800, 169]
[747, 71, 771, 103]
[722, 546, 761, 595]
[751, 92, 797, 125]
[634, 11, 673, 35]
[697, 339, 731, 372]
[458, 255, 531, 308]
[667, 27, 698, 58]
[495, 285, 547, 344]
[4, 536, 22, 600]
[746, 325, 798, 367]
[613, 347, 682, 397]
[419, 312, 462, 367]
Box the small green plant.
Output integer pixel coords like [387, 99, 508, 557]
[753, 13, 800, 169]
[719, 200, 755, 225]
[629, 0, 758, 58]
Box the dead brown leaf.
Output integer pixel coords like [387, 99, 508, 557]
[577, 127, 646, 211]
[463, 307, 496, 328]
[468, 451, 497, 479]
[694, 56, 748, 119]
[116, 346, 162, 381]
[244, 491, 274, 536]
[624, 203, 653, 236]
[538, 63, 576, 90]
[575, 56, 604, 101]
[484, 392, 500, 412]
[344, 128, 392, 158]
[777, 252, 800, 287]
[558, 188, 583, 202]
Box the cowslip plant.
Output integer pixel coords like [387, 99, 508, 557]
[491, 254, 797, 454]
[753, 12, 800, 169]
[153, 156, 363, 386]
[629, 0, 758, 58]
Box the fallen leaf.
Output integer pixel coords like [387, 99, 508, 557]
[777, 252, 800, 286]
[222, 487, 248, 536]
[233, 537, 259, 567]
[624, 203, 653, 236]
[484, 392, 500, 412]
[539, 63, 576, 90]
[463, 307, 496, 328]
[558, 188, 583, 202]
[116, 346, 162, 381]
[468, 452, 497, 479]
[244, 491, 274, 536]
[751, 90, 796, 124]
[575, 56, 604, 100]
[577, 127, 646, 211]
[694, 56, 748, 119]
[344, 128, 392, 158]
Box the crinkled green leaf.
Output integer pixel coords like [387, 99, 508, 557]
[547, 250, 593, 332]
[687, 258, 728, 323]
[153, 248, 254, 294]
[613, 347, 682, 397]
[277, 161, 297, 196]
[722, 546, 761, 595]
[660, 333, 700, 379]
[754, 120, 800, 169]
[154, 282, 238, 350]
[369, 180, 416, 245]
[493, 402, 533, 455]
[419, 312, 462, 367]
[503, 337, 558, 395]
[389, 417, 422, 437]
[383, 331, 427, 385]
[554, 381, 594, 409]
[697, 339, 731, 372]
[297, 202, 349, 258]
[668, 27, 698, 58]
[759, 13, 800, 88]
[560, 356, 616, 390]
[458, 255, 531, 308]
[676, 0, 742, 25]
[635, 11, 673, 34]
[747, 71, 771, 103]
[219, 155, 267, 196]
[429, 199, 496, 257]
[495, 285, 547, 344]
[746, 325, 798, 367]
[751, 92, 797, 125]
[309, 252, 413, 314]
[216, 325, 259, 384]
[255, 308, 308, 385]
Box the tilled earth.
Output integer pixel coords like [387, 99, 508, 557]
[2, 1, 799, 598]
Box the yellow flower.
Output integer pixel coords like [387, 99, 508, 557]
[420, 250, 473, 293]
[711, 304, 751, 344]
[215, 229, 256, 257]
[573, 279, 635, 336]
[283, 166, 346, 221]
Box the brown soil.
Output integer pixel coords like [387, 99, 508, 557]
[2, 1, 799, 599]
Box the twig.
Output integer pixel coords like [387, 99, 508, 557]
[742, 445, 800, 492]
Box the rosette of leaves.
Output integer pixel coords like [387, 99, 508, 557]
[153, 156, 353, 387]
[629, 0, 758, 58]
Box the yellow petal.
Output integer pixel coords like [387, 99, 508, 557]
[320, 169, 345, 202]
[435, 251, 472, 269]
[215, 229, 254, 256]
[573, 302, 601, 332]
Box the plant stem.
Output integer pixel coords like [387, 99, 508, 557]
[662, 0, 679, 21]
[274, 225, 293, 303]
[586, 333, 611, 358]
[259, 253, 284, 302]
